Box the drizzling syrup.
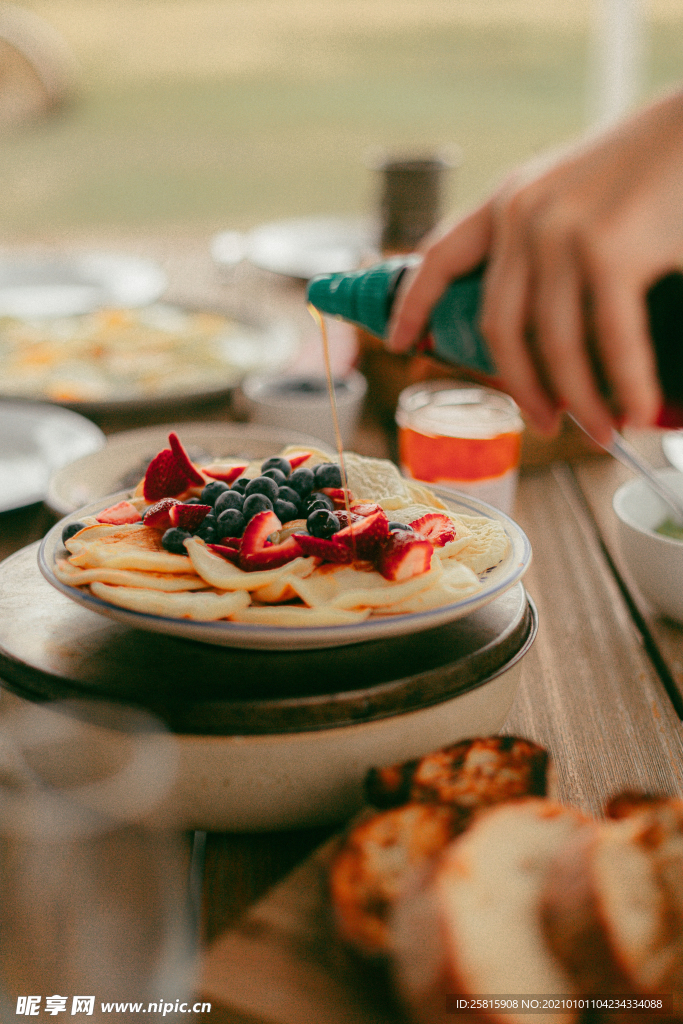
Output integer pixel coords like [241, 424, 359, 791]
[307, 304, 356, 556]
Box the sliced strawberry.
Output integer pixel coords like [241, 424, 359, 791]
[238, 509, 303, 570]
[321, 487, 354, 508]
[286, 451, 312, 470]
[200, 462, 249, 484]
[376, 532, 433, 582]
[143, 497, 182, 530]
[335, 509, 390, 560]
[239, 535, 304, 570]
[410, 512, 458, 547]
[207, 543, 241, 564]
[292, 533, 352, 564]
[143, 432, 205, 502]
[350, 501, 384, 518]
[95, 500, 142, 525]
[168, 432, 205, 485]
[169, 503, 212, 531]
[215, 536, 241, 549]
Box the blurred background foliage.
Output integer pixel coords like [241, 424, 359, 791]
[2, 0, 682, 237]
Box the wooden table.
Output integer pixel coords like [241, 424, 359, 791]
[1, 234, 683, 1021]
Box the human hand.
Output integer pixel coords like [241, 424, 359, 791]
[387, 89, 683, 444]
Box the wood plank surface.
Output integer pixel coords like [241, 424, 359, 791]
[199, 463, 683, 1024]
[572, 428, 683, 705]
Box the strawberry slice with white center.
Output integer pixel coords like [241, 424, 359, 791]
[142, 432, 205, 502]
[169, 503, 212, 531]
[292, 534, 352, 564]
[95, 500, 142, 525]
[410, 512, 458, 547]
[238, 510, 304, 570]
[376, 531, 434, 581]
[200, 462, 249, 484]
[286, 451, 312, 469]
[334, 509, 390, 560]
[143, 497, 182, 530]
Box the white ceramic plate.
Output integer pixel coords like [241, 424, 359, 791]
[46, 422, 334, 516]
[211, 216, 379, 280]
[38, 485, 532, 651]
[662, 431, 683, 472]
[0, 401, 105, 513]
[0, 253, 167, 318]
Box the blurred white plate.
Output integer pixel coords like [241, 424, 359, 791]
[46, 421, 333, 516]
[212, 216, 379, 280]
[662, 431, 683, 472]
[0, 401, 104, 513]
[0, 253, 167, 318]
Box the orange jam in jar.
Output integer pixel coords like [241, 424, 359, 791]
[396, 381, 524, 514]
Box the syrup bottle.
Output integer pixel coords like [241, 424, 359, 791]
[307, 257, 683, 429]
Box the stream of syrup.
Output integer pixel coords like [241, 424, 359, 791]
[307, 304, 356, 556]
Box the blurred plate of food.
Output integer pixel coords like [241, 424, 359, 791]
[0, 252, 167, 318]
[211, 216, 379, 280]
[0, 303, 298, 414]
[0, 400, 105, 513]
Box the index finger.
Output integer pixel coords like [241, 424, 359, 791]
[386, 203, 493, 353]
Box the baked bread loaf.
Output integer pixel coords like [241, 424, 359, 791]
[391, 798, 588, 1024]
[542, 797, 683, 1002]
[330, 736, 554, 957]
[366, 736, 552, 810]
[329, 802, 464, 957]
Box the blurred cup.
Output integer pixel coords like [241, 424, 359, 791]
[238, 369, 367, 450]
[396, 380, 524, 514]
[0, 700, 194, 1023]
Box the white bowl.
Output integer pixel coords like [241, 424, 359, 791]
[238, 369, 367, 449]
[613, 467, 683, 624]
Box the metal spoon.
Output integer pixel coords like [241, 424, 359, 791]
[569, 415, 683, 526]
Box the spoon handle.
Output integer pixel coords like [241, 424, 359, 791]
[569, 415, 683, 525]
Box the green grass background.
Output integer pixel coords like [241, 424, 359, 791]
[2, 2, 682, 237]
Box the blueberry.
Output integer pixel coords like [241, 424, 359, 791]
[274, 499, 299, 523]
[62, 521, 86, 545]
[288, 467, 315, 497]
[216, 508, 246, 537]
[261, 456, 291, 477]
[388, 522, 414, 532]
[214, 489, 244, 516]
[306, 491, 335, 513]
[195, 515, 217, 542]
[242, 493, 274, 519]
[200, 480, 229, 505]
[307, 509, 340, 539]
[262, 467, 287, 487]
[278, 485, 301, 509]
[244, 475, 279, 501]
[231, 477, 250, 494]
[314, 463, 342, 489]
[162, 527, 191, 553]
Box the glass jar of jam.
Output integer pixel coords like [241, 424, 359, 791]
[396, 381, 524, 514]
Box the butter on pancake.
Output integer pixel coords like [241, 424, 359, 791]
[229, 605, 372, 627]
[65, 522, 193, 573]
[184, 536, 316, 591]
[289, 559, 442, 611]
[54, 559, 207, 592]
[89, 582, 250, 620]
